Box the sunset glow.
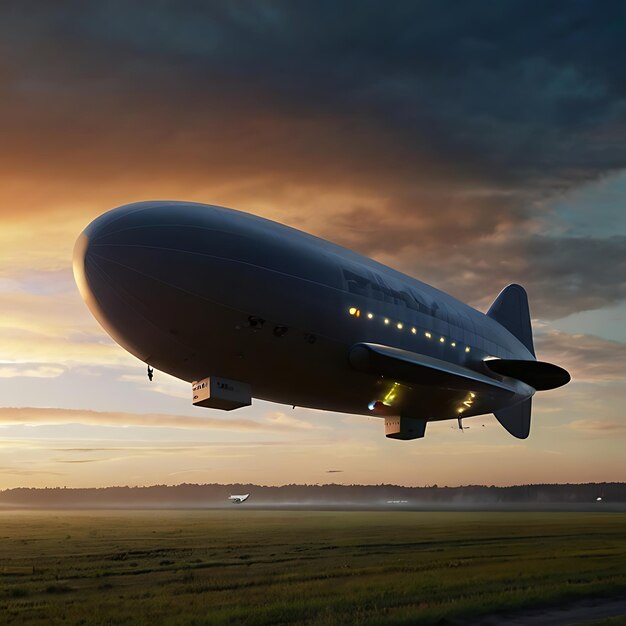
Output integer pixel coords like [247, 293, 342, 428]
[0, 2, 624, 489]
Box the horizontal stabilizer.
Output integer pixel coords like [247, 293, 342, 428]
[494, 398, 532, 439]
[349, 343, 517, 393]
[487, 284, 535, 356]
[484, 359, 570, 391]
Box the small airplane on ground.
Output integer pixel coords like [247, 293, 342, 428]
[228, 494, 250, 504]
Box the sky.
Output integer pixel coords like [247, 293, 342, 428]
[0, 1, 625, 489]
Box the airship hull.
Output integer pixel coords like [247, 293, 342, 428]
[73, 201, 568, 436]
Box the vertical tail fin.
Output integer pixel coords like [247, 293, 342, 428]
[488, 285, 534, 438]
[494, 397, 532, 439]
[487, 284, 535, 357]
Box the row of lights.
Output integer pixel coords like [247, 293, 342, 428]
[349, 307, 470, 353]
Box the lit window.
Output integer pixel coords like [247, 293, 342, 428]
[425, 332, 432, 338]
[439, 337, 445, 343]
[465, 346, 470, 353]
[397, 323, 403, 330]
[411, 327, 416, 334]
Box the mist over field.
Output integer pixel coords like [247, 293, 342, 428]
[1, 482, 624, 511]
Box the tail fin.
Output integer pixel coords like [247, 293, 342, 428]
[494, 398, 532, 439]
[489, 285, 533, 438]
[487, 284, 535, 356]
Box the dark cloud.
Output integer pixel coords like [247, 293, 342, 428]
[3, 1, 626, 189]
[398, 235, 626, 319]
[326, 199, 625, 318]
[1, 1, 625, 317]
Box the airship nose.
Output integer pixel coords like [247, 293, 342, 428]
[73, 199, 312, 378]
[73, 204, 149, 361]
[72, 201, 203, 365]
[72, 230, 95, 315]
[73, 202, 155, 317]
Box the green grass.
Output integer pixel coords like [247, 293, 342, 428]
[0, 510, 624, 625]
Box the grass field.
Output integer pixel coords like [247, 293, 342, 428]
[0, 510, 625, 625]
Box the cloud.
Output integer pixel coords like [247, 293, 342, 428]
[487, 235, 624, 319]
[534, 330, 626, 382]
[0, 466, 64, 476]
[264, 411, 329, 430]
[339, 206, 626, 316]
[342, 230, 626, 320]
[117, 373, 188, 399]
[566, 419, 626, 437]
[0, 275, 133, 367]
[50, 447, 119, 452]
[0, 2, 624, 322]
[0, 407, 318, 432]
[0, 3, 623, 491]
[3, 2, 624, 192]
[6, 4, 626, 188]
[407, 440, 526, 457]
[167, 468, 214, 477]
[0, 362, 66, 379]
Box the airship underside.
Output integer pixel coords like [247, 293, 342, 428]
[73, 201, 569, 440]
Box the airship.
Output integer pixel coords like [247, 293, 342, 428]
[228, 494, 250, 504]
[73, 201, 569, 440]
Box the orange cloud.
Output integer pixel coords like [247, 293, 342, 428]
[0, 362, 65, 378]
[0, 407, 321, 433]
[535, 331, 626, 383]
[566, 419, 626, 437]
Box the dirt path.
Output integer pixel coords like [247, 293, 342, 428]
[456, 596, 626, 625]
